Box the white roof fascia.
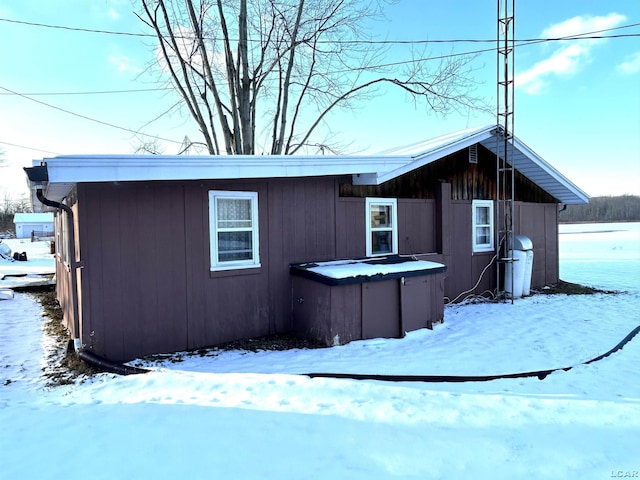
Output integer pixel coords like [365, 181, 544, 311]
[511, 136, 589, 204]
[37, 154, 408, 202]
[354, 125, 495, 186]
[42, 154, 410, 184]
[479, 136, 589, 204]
[32, 125, 588, 205]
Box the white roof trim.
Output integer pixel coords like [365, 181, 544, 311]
[32, 125, 588, 205]
[355, 125, 589, 205]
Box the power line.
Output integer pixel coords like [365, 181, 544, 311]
[1, 16, 638, 45]
[1, 30, 638, 98]
[0, 17, 153, 37]
[0, 85, 183, 145]
[0, 140, 60, 155]
[0, 87, 170, 96]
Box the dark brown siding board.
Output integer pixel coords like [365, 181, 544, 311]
[267, 179, 302, 333]
[519, 202, 547, 289]
[267, 180, 286, 333]
[85, 184, 108, 356]
[184, 183, 208, 349]
[293, 180, 308, 261]
[398, 199, 436, 254]
[447, 201, 473, 301]
[436, 182, 452, 256]
[152, 184, 189, 355]
[471, 253, 495, 296]
[118, 185, 144, 359]
[135, 184, 161, 357]
[97, 184, 125, 360]
[335, 197, 365, 259]
[544, 204, 559, 285]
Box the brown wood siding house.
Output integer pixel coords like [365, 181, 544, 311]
[25, 125, 588, 362]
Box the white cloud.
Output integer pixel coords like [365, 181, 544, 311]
[540, 13, 626, 38]
[617, 52, 640, 75]
[516, 13, 627, 95]
[108, 8, 120, 20]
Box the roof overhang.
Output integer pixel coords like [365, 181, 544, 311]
[25, 125, 588, 208]
[353, 125, 589, 205]
[28, 154, 407, 204]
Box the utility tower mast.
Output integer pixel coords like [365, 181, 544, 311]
[496, 0, 516, 302]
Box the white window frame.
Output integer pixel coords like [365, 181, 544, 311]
[472, 199, 494, 253]
[365, 198, 398, 257]
[55, 210, 71, 266]
[209, 191, 260, 271]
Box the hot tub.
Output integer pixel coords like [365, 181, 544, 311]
[290, 255, 447, 346]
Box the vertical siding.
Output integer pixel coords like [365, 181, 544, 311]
[398, 199, 436, 254]
[75, 176, 353, 361]
[335, 197, 366, 258]
[517, 202, 559, 288]
[78, 183, 190, 360]
[183, 183, 207, 349]
[71, 169, 561, 361]
[78, 184, 105, 355]
[545, 204, 559, 285]
[200, 181, 271, 346]
[55, 209, 75, 336]
[446, 201, 475, 300]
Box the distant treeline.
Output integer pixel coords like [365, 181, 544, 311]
[559, 195, 640, 223]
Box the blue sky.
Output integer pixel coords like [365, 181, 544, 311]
[1, 0, 639, 199]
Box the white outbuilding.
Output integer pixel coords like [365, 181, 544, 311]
[13, 213, 54, 239]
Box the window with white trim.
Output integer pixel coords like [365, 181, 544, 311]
[366, 198, 398, 256]
[472, 200, 494, 252]
[209, 191, 260, 271]
[55, 210, 70, 265]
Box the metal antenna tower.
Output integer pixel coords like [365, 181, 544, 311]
[496, 0, 515, 302]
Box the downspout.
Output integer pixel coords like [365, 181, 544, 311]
[35, 188, 82, 352]
[24, 164, 83, 353]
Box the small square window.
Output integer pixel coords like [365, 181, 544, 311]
[209, 191, 260, 271]
[366, 198, 398, 256]
[472, 200, 494, 253]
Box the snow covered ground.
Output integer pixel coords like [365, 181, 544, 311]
[1, 223, 639, 480]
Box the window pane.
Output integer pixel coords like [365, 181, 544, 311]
[371, 205, 391, 228]
[218, 231, 253, 261]
[476, 206, 489, 225]
[476, 227, 490, 245]
[218, 198, 252, 228]
[371, 231, 393, 254]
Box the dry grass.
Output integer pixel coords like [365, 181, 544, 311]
[33, 279, 618, 373]
[534, 280, 619, 296]
[31, 288, 98, 386]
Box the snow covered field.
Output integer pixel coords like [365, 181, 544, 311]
[1, 223, 639, 479]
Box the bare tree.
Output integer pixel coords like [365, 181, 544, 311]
[138, 0, 482, 155]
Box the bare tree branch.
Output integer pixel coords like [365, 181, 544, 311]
[138, 0, 485, 155]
